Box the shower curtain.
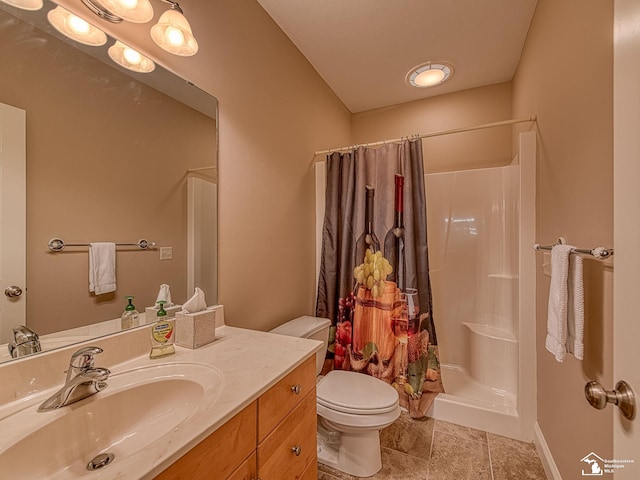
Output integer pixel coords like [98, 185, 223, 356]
[316, 139, 443, 418]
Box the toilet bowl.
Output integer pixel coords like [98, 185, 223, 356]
[270, 316, 401, 477]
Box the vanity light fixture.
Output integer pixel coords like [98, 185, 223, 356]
[108, 40, 156, 72]
[150, 1, 198, 56]
[406, 62, 453, 88]
[47, 5, 107, 46]
[0, 0, 43, 11]
[78, 0, 198, 56]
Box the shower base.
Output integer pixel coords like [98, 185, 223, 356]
[440, 364, 516, 411]
[427, 364, 526, 441]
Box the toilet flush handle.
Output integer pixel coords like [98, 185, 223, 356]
[291, 384, 302, 395]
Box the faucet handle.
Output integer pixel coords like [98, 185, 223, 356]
[12, 325, 39, 344]
[69, 346, 104, 371]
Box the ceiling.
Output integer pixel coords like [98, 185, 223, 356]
[256, 0, 538, 113]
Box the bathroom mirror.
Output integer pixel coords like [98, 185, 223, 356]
[0, 2, 218, 363]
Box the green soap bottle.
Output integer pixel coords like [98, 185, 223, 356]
[150, 300, 176, 359]
[120, 296, 139, 330]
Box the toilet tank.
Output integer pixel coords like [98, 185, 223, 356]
[270, 316, 331, 376]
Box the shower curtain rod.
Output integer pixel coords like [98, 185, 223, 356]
[313, 115, 537, 157]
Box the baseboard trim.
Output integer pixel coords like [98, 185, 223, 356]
[533, 422, 562, 480]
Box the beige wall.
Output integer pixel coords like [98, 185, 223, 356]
[103, 0, 352, 331]
[351, 1, 615, 474]
[1, 0, 618, 471]
[2, 0, 350, 336]
[513, 0, 614, 476]
[106, 3, 612, 475]
[352, 82, 513, 173]
[0, 14, 216, 335]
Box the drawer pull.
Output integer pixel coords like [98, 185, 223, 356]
[291, 384, 302, 395]
[291, 445, 302, 456]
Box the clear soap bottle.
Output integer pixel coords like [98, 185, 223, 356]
[120, 296, 139, 330]
[150, 300, 176, 359]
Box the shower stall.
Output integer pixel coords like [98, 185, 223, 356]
[426, 164, 519, 407]
[315, 131, 537, 442]
[425, 131, 536, 441]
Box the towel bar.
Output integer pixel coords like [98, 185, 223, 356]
[48, 238, 156, 252]
[533, 237, 613, 259]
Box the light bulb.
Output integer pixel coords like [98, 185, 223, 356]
[100, 0, 153, 23]
[67, 15, 90, 35]
[47, 6, 107, 46]
[108, 40, 155, 73]
[165, 26, 185, 47]
[151, 9, 198, 56]
[123, 47, 142, 65]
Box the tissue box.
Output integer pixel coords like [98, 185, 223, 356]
[175, 308, 217, 349]
[145, 304, 183, 319]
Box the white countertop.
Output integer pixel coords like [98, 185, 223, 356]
[0, 325, 323, 479]
[141, 326, 322, 478]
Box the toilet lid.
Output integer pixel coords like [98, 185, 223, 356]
[317, 370, 399, 415]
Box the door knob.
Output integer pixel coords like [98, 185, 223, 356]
[4, 286, 23, 298]
[585, 380, 636, 420]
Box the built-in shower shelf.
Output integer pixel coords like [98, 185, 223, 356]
[487, 273, 518, 280]
[463, 322, 517, 342]
[463, 322, 518, 398]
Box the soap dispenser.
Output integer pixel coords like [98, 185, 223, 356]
[120, 296, 139, 330]
[150, 300, 176, 359]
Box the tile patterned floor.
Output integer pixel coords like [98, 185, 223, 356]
[317, 412, 548, 480]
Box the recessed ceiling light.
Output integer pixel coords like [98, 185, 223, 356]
[407, 62, 453, 88]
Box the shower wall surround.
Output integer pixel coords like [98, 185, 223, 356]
[424, 132, 536, 442]
[427, 164, 519, 407]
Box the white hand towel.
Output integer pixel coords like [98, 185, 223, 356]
[89, 242, 116, 295]
[545, 244, 573, 362]
[567, 254, 585, 360]
[182, 287, 207, 313]
[155, 284, 173, 307]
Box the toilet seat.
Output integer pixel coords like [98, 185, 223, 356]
[317, 370, 399, 415]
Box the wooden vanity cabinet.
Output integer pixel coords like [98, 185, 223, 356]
[154, 401, 257, 480]
[257, 354, 317, 479]
[227, 452, 257, 480]
[154, 354, 317, 480]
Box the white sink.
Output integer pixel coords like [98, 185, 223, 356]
[0, 362, 224, 479]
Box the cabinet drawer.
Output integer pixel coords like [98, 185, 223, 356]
[300, 459, 318, 480]
[154, 401, 257, 480]
[258, 354, 316, 441]
[227, 452, 257, 480]
[257, 388, 317, 480]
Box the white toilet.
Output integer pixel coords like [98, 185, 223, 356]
[270, 316, 400, 477]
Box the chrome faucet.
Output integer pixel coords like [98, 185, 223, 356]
[38, 346, 110, 412]
[8, 325, 41, 358]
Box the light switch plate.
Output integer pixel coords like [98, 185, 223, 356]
[160, 247, 173, 260]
